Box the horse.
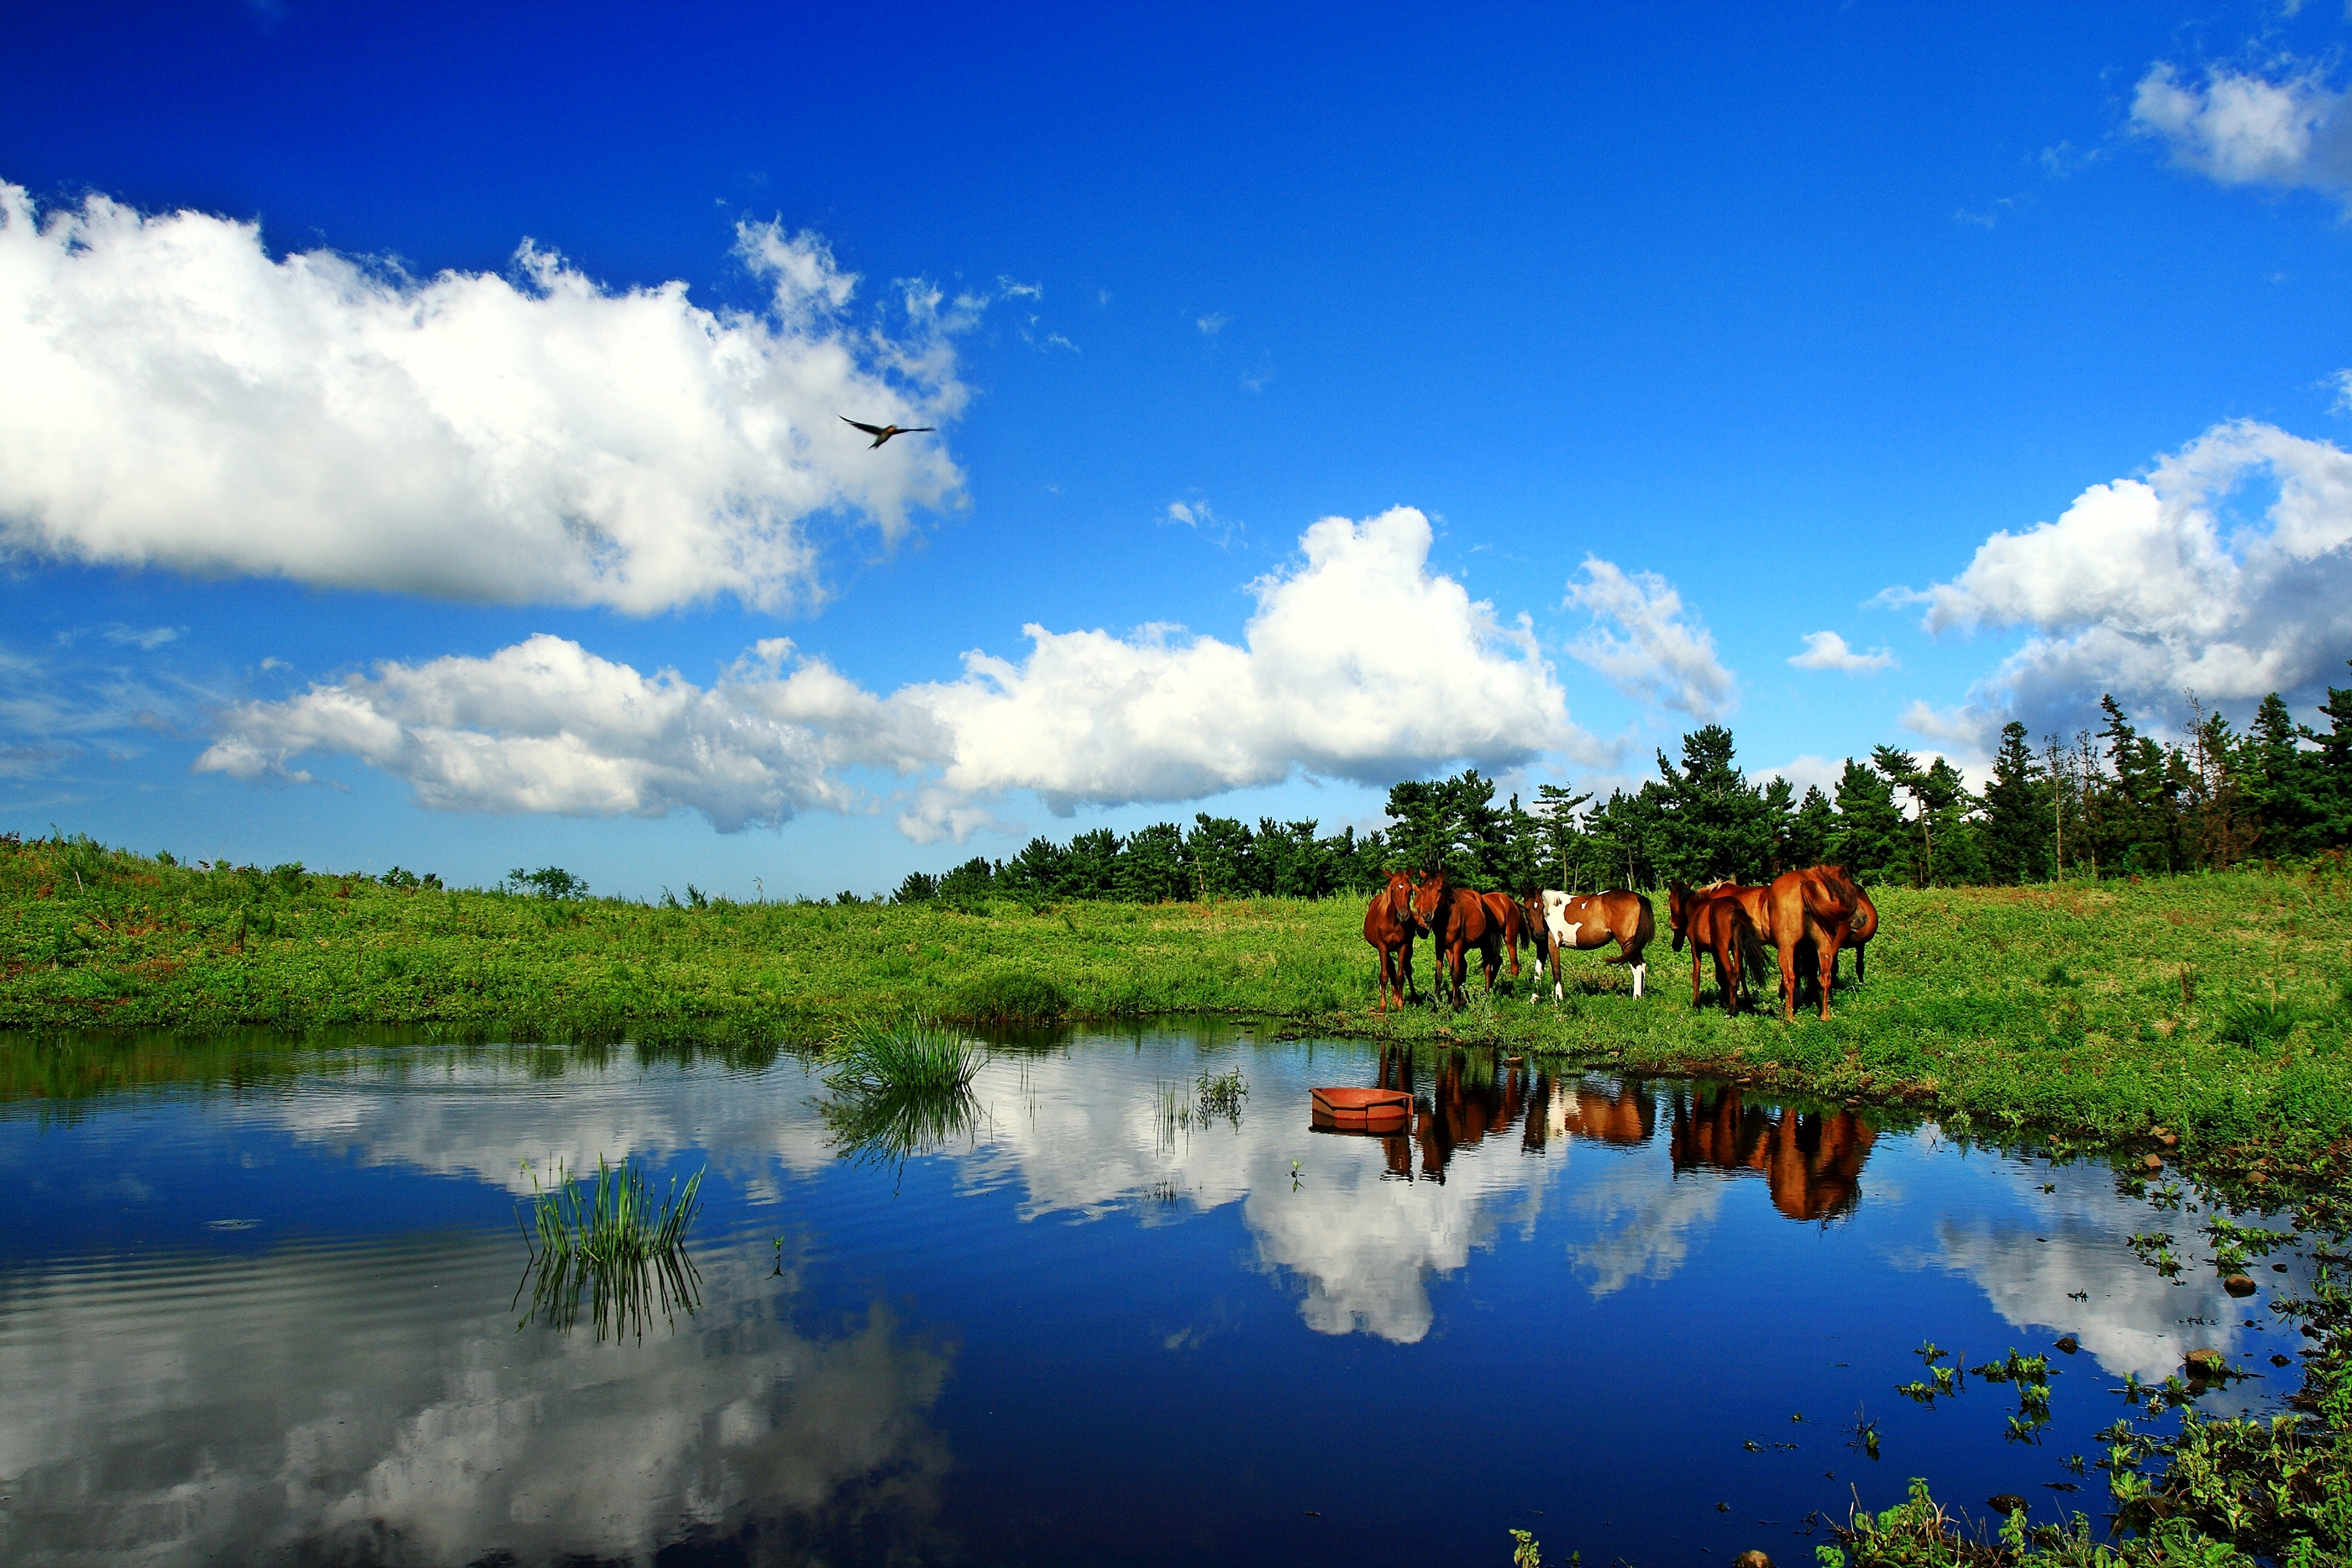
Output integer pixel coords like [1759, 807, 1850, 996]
[1819, 865, 1877, 983]
[1362, 869, 1421, 1012]
[1479, 890, 1530, 983]
[1667, 871, 1855, 1020]
[1664, 882, 1759, 1015]
[1523, 889, 1655, 1001]
[1408, 868, 1502, 1007]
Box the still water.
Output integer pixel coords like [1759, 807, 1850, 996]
[0, 1025, 2311, 1567]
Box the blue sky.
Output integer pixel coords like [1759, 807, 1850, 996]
[3, 1, 2350, 899]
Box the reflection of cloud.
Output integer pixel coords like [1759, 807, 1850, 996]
[1565, 1162, 1728, 1297]
[0, 1238, 950, 1564]
[1924, 1166, 2261, 1384]
[233, 1058, 837, 1193]
[959, 1049, 1550, 1344]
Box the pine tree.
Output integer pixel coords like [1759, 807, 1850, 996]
[1652, 725, 1776, 884]
[1982, 721, 2049, 884]
[2302, 662, 2352, 851]
[1830, 758, 1906, 884]
[2243, 693, 2323, 859]
[1783, 785, 1838, 870]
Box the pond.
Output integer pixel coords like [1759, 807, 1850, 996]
[0, 1025, 2317, 1567]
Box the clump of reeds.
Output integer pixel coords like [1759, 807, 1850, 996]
[516, 1156, 706, 1341]
[822, 1015, 988, 1094]
[817, 1015, 989, 1170]
[1195, 1065, 1247, 1120]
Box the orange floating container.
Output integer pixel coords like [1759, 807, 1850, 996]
[1310, 1087, 1412, 1133]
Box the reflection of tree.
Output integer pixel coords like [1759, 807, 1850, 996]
[1667, 1086, 1877, 1221]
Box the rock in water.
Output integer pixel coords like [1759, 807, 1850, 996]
[2185, 1348, 2228, 1377]
[2223, 1274, 2257, 1298]
[1733, 1553, 1773, 1568]
[2055, 1334, 2079, 1354]
[1988, 1494, 2028, 1515]
[2141, 1153, 2164, 1172]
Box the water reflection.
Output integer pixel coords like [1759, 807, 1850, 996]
[1668, 1085, 1878, 1222]
[0, 1030, 2311, 1566]
[0, 1239, 951, 1565]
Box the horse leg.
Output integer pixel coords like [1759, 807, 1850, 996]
[1776, 934, 1798, 1021]
[1814, 925, 1842, 1020]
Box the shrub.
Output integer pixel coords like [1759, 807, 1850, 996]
[949, 968, 1068, 1020]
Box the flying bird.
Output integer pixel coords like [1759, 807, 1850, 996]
[841, 417, 935, 448]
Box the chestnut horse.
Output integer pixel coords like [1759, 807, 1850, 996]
[1666, 883, 1759, 1015]
[1667, 870, 1855, 1020]
[1479, 890, 1529, 983]
[1409, 868, 1502, 1007]
[1524, 889, 1656, 1001]
[1820, 865, 1877, 983]
[1362, 870, 1421, 1012]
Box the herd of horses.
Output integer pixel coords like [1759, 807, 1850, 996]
[1360, 864, 1881, 1020]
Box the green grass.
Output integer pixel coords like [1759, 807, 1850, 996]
[820, 1015, 988, 1094]
[8, 838, 2347, 1172]
[515, 1154, 706, 1341]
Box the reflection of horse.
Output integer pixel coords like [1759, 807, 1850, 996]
[1669, 1086, 1877, 1221]
[1525, 889, 1656, 1001]
[1362, 870, 1421, 1012]
[1665, 883, 1760, 1015]
[1411, 1048, 1530, 1179]
[1409, 868, 1502, 1006]
[1526, 1077, 1656, 1148]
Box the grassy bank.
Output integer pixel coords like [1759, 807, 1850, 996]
[6, 836, 2348, 1155]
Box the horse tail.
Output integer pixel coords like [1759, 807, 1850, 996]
[1630, 892, 1656, 960]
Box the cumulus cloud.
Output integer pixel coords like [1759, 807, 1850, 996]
[1563, 557, 1737, 719]
[0, 180, 966, 614]
[2130, 60, 2352, 197]
[1903, 418, 2352, 737]
[200, 507, 1607, 840]
[1788, 630, 1896, 674]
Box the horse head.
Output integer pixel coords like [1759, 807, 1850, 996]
[1379, 869, 1417, 926]
[1666, 881, 1693, 952]
[1408, 867, 1451, 934]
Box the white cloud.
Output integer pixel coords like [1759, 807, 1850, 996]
[1788, 630, 1897, 674]
[1195, 312, 1227, 336]
[200, 507, 1609, 840]
[1756, 753, 1845, 800]
[1904, 418, 2352, 737]
[1563, 557, 1738, 720]
[195, 633, 937, 830]
[1160, 499, 1243, 548]
[0, 180, 967, 615]
[2130, 60, 2352, 197]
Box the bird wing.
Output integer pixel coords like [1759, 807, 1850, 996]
[841, 417, 888, 437]
[900, 426, 935, 433]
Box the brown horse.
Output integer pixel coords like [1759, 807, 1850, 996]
[1408, 868, 1501, 1007]
[1666, 871, 1854, 1020]
[1819, 865, 1877, 983]
[1525, 889, 1656, 1001]
[1479, 890, 1529, 983]
[1362, 869, 1420, 1012]
[1666, 883, 1758, 1015]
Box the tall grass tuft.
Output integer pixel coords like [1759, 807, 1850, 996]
[517, 1155, 706, 1341]
[823, 1015, 988, 1094]
[818, 1015, 989, 1169]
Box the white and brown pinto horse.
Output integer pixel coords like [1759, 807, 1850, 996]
[1523, 889, 1656, 1000]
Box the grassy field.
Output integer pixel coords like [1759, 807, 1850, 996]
[3, 833, 2349, 1561]
[5, 836, 2349, 1158]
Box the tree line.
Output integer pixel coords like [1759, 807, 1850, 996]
[888, 668, 2352, 905]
